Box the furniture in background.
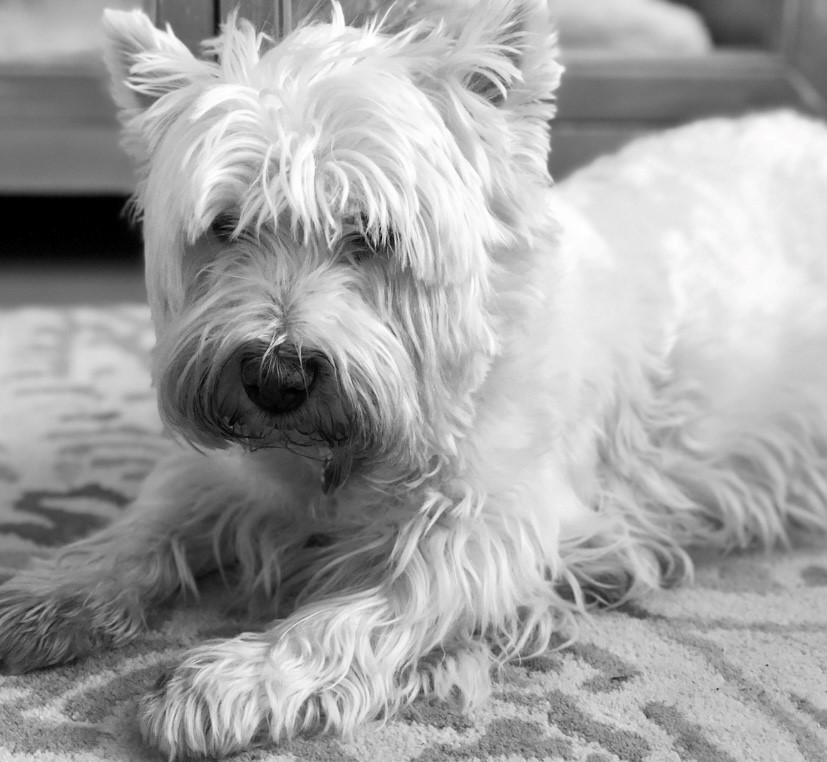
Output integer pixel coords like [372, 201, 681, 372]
[552, 0, 827, 176]
[0, 0, 138, 194]
[0, 0, 825, 193]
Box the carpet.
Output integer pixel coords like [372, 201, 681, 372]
[1, 305, 826, 762]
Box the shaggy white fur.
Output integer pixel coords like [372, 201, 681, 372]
[1, 1, 826, 760]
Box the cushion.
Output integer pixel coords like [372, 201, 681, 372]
[553, 0, 712, 56]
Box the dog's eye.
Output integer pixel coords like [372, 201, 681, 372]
[344, 233, 378, 263]
[208, 214, 241, 244]
[340, 228, 389, 265]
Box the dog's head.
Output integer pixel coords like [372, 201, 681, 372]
[104, 0, 560, 488]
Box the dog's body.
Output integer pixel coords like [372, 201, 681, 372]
[2, 1, 827, 759]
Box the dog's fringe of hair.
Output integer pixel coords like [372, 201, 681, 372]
[105, 2, 560, 320]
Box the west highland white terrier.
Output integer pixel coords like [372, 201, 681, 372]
[2, 1, 827, 759]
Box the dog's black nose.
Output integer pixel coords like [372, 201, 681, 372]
[240, 345, 316, 416]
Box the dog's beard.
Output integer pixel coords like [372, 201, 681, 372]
[152, 253, 427, 490]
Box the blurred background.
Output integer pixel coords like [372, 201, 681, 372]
[1, 0, 825, 306]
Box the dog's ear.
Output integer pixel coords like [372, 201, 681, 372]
[102, 10, 215, 164]
[385, 0, 561, 107]
[441, 0, 550, 106]
[102, 10, 208, 114]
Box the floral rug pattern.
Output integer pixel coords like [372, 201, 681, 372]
[1, 306, 826, 762]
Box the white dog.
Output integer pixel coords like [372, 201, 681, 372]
[1, 1, 826, 759]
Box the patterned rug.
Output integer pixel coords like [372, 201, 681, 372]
[1, 306, 826, 762]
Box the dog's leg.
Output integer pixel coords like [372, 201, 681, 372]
[0, 449, 312, 673]
[137, 502, 561, 760]
[559, 348, 827, 606]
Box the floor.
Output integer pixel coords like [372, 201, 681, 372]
[0, 196, 145, 307]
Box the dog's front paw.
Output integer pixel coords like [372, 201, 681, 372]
[138, 636, 279, 760]
[138, 630, 493, 760]
[0, 574, 141, 673]
[139, 628, 392, 760]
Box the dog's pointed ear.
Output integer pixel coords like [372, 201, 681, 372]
[102, 7, 222, 166]
[388, 0, 561, 107]
[103, 10, 202, 114]
[103, 10, 215, 165]
[452, 0, 560, 106]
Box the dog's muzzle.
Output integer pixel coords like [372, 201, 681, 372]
[238, 342, 318, 416]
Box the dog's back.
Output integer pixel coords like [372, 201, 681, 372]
[549, 111, 827, 561]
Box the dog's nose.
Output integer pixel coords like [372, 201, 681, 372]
[240, 345, 316, 416]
